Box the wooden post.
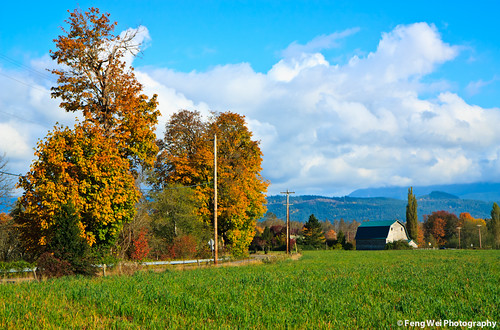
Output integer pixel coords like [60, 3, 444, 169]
[214, 134, 218, 265]
[281, 189, 295, 254]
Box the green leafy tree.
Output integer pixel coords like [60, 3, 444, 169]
[489, 203, 500, 248]
[45, 203, 95, 276]
[406, 187, 418, 240]
[149, 184, 210, 257]
[303, 214, 325, 248]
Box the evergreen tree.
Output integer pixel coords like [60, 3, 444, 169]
[490, 203, 500, 248]
[303, 214, 325, 248]
[46, 203, 95, 275]
[406, 187, 418, 240]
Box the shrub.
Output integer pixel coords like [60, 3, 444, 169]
[168, 235, 197, 259]
[385, 240, 412, 250]
[131, 229, 150, 261]
[37, 252, 74, 278]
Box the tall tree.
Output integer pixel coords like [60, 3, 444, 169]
[490, 203, 500, 248]
[303, 214, 325, 248]
[50, 7, 160, 172]
[155, 110, 268, 256]
[406, 186, 418, 240]
[16, 7, 159, 254]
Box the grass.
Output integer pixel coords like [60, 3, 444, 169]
[0, 250, 498, 329]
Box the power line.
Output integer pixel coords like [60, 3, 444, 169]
[0, 110, 45, 126]
[0, 53, 55, 82]
[0, 170, 22, 177]
[0, 71, 49, 94]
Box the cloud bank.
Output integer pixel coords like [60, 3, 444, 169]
[2, 22, 500, 196]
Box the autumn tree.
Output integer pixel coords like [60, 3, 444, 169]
[155, 110, 268, 257]
[302, 214, 325, 248]
[17, 123, 138, 254]
[423, 211, 459, 247]
[458, 212, 488, 249]
[16, 8, 159, 255]
[50, 7, 160, 172]
[406, 186, 418, 240]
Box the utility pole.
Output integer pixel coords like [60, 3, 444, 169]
[214, 134, 218, 265]
[280, 189, 295, 254]
[457, 226, 462, 249]
[477, 225, 482, 249]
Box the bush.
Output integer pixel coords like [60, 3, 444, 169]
[385, 240, 412, 250]
[37, 252, 74, 278]
[168, 235, 197, 259]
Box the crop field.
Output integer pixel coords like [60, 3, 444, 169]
[1, 250, 499, 329]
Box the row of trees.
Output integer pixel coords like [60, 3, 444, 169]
[0, 8, 268, 275]
[423, 209, 500, 249]
[250, 214, 359, 252]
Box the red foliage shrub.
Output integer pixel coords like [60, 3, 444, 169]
[168, 235, 197, 259]
[131, 229, 150, 261]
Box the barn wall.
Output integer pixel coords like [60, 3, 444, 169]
[356, 239, 387, 250]
[387, 222, 408, 242]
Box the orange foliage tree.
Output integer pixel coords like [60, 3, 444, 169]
[423, 210, 459, 247]
[154, 110, 269, 256]
[17, 123, 138, 253]
[50, 7, 160, 172]
[17, 7, 159, 254]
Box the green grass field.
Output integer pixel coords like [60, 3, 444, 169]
[1, 250, 499, 329]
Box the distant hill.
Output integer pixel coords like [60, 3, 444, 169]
[349, 182, 500, 202]
[264, 192, 495, 222]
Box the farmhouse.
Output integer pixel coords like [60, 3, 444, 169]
[355, 220, 417, 250]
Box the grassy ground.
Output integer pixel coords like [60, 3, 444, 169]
[0, 250, 498, 329]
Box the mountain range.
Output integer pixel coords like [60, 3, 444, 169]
[265, 183, 500, 222]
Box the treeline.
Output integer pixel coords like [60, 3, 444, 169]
[421, 208, 500, 249]
[250, 213, 361, 252]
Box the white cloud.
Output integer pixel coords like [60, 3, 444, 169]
[2, 22, 500, 197]
[138, 22, 500, 196]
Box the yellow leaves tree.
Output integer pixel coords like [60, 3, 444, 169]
[17, 123, 138, 253]
[155, 110, 269, 256]
[50, 7, 160, 172]
[16, 7, 158, 254]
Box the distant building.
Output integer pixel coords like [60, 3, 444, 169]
[355, 220, 417, 250]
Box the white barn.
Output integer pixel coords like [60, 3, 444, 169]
[355, 220, 417, 250]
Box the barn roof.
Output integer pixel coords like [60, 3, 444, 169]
[354, 220, 404, 240]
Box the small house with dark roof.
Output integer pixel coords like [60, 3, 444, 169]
[355, 220, 417, 250]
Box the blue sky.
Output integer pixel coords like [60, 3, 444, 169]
[1, 1, 500, 196]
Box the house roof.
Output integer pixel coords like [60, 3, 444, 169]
[355, 220, 404, 240]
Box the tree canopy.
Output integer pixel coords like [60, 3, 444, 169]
[154, 110, 268, 256]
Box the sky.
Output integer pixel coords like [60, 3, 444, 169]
[1, 1, 500, 196]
